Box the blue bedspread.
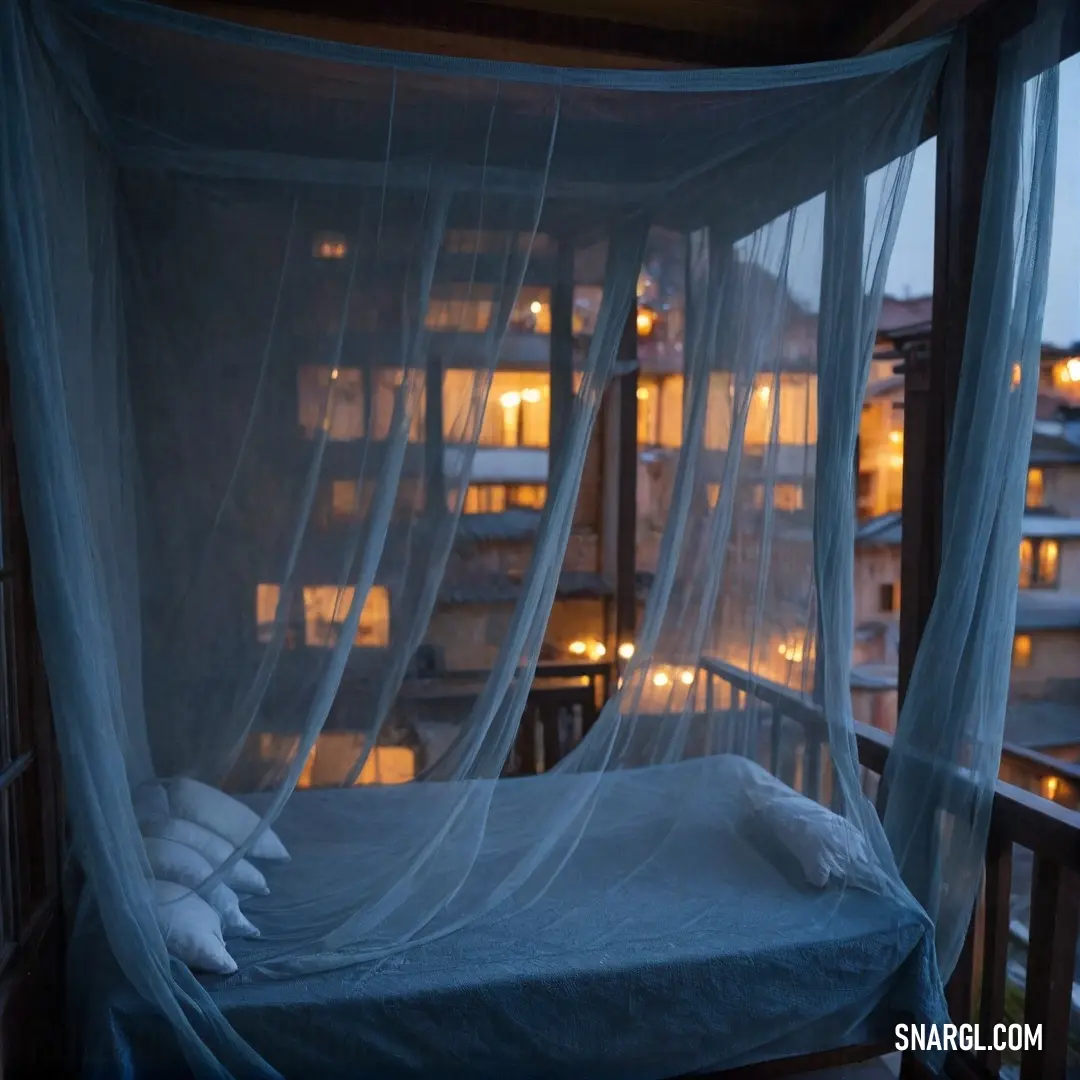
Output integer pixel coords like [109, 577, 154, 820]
[73, 757, 948, 1079]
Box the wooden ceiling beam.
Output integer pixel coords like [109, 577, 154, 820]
[168, 0, 834, 68]
[849, 0, 986, 54]
[846, 0, 1046, 56]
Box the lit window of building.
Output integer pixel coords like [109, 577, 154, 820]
[312, 231, 348, 259]
[1026, 467, 1045, 509]
[456, 484, 547, 515]
[423, 284, 554, 335]
[1051, 356, 1080, 391]
[1012, 633, 1033, 669]
[690, 373, 819, 451]
[255, 583, 290, 644]
[298, 367, 424, 442]
[298, 366, 364, 440]
[255, 734, 415, 788]
[751, 483, 805, 512]
[443, 371, 552, 447]
[425, 285, 496, 332]
[318, 479, 425, 526]
[255, 584, 390, 648]
[1019, 537, 1059, 589]
[637, 375, 683, 448]
[302, 585, 390, 648]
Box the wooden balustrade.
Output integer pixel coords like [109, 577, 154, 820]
[698, 656, 1080, 1080]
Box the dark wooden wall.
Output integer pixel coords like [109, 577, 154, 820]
[0, 332, 66, 1077]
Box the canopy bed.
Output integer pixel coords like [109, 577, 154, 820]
[0, 0, 1066, 1076]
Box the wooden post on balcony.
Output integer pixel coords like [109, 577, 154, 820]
[614, 304, 639, 652]
[894, 21, 996, 1079]
[425, 357, 445, 513]
[549, 238, 575, 453]
[897, 28, 999, 713]
[895, 5, 1045, 1075]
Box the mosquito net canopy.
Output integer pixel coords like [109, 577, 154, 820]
[0, 0, 1063, 1076]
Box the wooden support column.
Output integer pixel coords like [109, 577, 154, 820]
[424, 356, 445, 512]
[614, 304, 639, 653]
[549, 239, 575, 454]
[897, 23, 1000, 710]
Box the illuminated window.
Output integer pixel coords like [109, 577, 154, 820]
[298, 367, 423, 442]
[509, 484, 546, 509]
[751, 483, 805, 512]
[425, 283, 552, 334]
[1012, 633, 1033, 669]
[255, 584, 285, 644]
[312, 232, 348, 259]
[1026, 467, 1045, 509]
[1019, 538, 1033, 588]
[298, 366, 364, 440]
[318, 479, 425, 526]
[1037, 539, 1060, 586]
[425, 285, 495, 332]
[303, 585, 390, 648]
[748, 375, 819, 447]
[637, 378, 658, 444]
[371, 368, 426, 441]
[457, 484, 547, 514]
[331, 479, 362, 521]
[701, 374, 818, 450]
[637, 375, 682, 448]
[704, 374, 731, 450]
[1052, 357, 1080, 389]
[1019, 537, 1059, 588]
[773, 483, 804, 512]
[443, 371, 551, 447]
[706, 483, 721, 509]
[509, 288, 551, 334]
[658, 376, 683, 448]
[306, 734, 416, 787]
[252, 735, 414, 788]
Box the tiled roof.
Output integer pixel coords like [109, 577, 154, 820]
[855, 509, 1080, 548]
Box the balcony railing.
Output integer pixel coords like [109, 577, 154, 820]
[698, 657, 1080, 1080]
[237, 653, 1080, 1077]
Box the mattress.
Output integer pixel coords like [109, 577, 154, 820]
[73, 756, 949, 1080]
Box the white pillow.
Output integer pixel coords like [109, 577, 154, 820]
[736, 757, 872, 888]
[144, 837, 260, 939]
[152, 880, 237, 975]
[168, 778, 290, 862]
[143, 818, 270, 896]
